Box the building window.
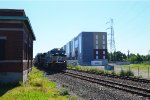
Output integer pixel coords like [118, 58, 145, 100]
[96, 51, 98, 54]
[103, 56, 105, 59]
[103, 51, 105, 54]
[75, 40, 78, 48]
[103, 35, 105, 40]
[96, 40, 98, 44]
[96, 45, 98, 49]
[103, 40, 105, 44]
[96, 55, 99, 59]
[96, 35, 98, 39]
[0, 39, 5, 60]
[103, 45, 105, 49]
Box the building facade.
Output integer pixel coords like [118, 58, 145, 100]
[62, 32, 108, 66]
[0, 9, 35, 83]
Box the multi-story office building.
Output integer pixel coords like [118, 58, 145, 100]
[62, 32, 108, 66]
[0, 9, 36, 83]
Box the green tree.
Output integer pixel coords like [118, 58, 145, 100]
[136, 53, 143, 63]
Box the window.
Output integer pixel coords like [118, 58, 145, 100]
[103, 51, 105, 54]
[0, 39, 5, 60]
[75, 40, 78, 48]
[103, 45, 105, 49]
[96, 51, 98, 54]
[96, 40, 98, 44]
[103, 35, 105, 40]
[103, 40, 105, 44]
[103, 56, 105, 59]
[96, 56, 99, 59]
[96, 45, 98, 49]
[96, 35, 98, 39]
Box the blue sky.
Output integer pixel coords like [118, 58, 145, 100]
[0, 0, 150, 56]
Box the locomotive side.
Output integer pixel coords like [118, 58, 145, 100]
[34, 48, 67, 71]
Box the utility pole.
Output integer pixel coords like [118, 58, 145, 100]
[127, 50, 130, 59]
[106, 18, 116, 62]
[148, 50, 150, 78]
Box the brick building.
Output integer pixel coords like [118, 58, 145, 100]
[0, 9, 36, 83]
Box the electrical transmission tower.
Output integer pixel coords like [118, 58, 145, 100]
[106, 18, 116, 53]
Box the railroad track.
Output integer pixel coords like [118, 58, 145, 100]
[62, 70, 150, 98]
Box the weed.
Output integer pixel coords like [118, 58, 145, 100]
[126, 70, 134, 76]
[69, 96, 77, 100]
[119, 70, 134, 77]
[111, 71, 117, 75]
[120, 70, 126, 76]
[59, 88, 69, 96]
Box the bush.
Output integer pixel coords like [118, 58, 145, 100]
[111, 71, 117, 75]
[126, 70, 134, 76]
[119, 70, 134, 77]
[28, 68, 44, 80]
[59, 88, 69, 96]
[131, 75, 143, 79]
[120, 70, 126, 76]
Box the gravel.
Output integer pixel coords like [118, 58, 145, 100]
[66, 70, 150, 89]
[46, 71, 148, 100]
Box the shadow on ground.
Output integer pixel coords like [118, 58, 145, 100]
[0, 83, 20, 97]
[0, 66, 64, 97]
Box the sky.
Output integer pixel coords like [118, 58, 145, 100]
[0, 0, 150, 57]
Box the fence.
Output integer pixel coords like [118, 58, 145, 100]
[83, 64, 150, 79]
[109, 64, 150, 79]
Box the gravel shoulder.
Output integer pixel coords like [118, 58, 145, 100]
[66, 70, 150, 89]
[46, 71, 148, 100]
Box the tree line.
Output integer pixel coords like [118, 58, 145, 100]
[107, 51, 150, 63]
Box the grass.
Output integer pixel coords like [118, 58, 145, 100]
[0, 67, 74, 100]
[67, 64, 138, 77]
[0, 83, 20, 97]
[67, 64, 112, 75]
[120, 63, 150, 73]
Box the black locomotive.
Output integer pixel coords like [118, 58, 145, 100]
[34, 48, 67, 71]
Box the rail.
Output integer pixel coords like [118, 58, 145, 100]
[62, 70, 150, 98]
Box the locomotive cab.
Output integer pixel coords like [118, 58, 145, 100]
[47, 48, 67, 71]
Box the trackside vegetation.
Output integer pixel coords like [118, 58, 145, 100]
[120, 63, 150, 73]
[0, 67, 75, 100]
[67, 64, 137, 78]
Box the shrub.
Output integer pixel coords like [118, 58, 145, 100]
[126, 70, 134, 76]
[111, 71, 117, 75]
[120, 70, 126, 76]
[70, 96, 77, 100]
[59, 88, 69, 96]
[119, 70, 134, 77]
[131, 75, 143, 79]
[28, 68, 44, 80]
[104, 71, 111, 75]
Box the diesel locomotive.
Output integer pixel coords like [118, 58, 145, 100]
[34, 48, 67, 71]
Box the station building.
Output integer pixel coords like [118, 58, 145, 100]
[62, 32, 108, 66]
[0, 9, 36, 83]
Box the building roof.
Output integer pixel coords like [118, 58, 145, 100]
[0, 9, 36, 40]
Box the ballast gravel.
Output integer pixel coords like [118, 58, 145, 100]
[66, 70, 150, 89]
[46, 72, 148, 100]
